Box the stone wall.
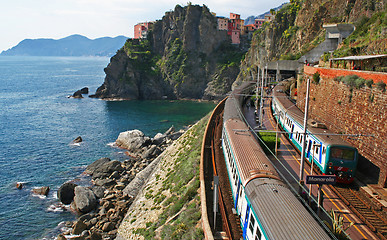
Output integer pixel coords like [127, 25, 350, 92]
[297, 66, 387, 187]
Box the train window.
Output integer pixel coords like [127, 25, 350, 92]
[330, 147, 355, 161]
[315, 144, 319, 154]
[255, 226, 262, 240]
[249, 213, 255, 233]
[322, 147, 326, 154]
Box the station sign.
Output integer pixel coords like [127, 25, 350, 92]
[306, 175, 336, 185]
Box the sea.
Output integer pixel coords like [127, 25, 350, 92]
[0, 56, 215, 240]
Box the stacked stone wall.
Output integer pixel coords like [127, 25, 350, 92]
[297, 66, 387, 187]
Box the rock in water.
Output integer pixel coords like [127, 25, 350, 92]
[80, 87, 89, 94]
[74, 186, 97, 213]
[58, 182, 77, 204]
[115, 130, 150, 152]
[73, 136, 83, 143]
[92, 160, 123, 179]
[32, 186, 50, 196]
[84, 157, 111, 175]
[72, 90, 84, 98]
[16, 182, 23, 190]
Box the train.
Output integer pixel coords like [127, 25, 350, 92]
[221, 88, 332, 240]
[271, 82, 358, 184]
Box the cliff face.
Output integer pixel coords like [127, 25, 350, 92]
[93, 4, 243, 100]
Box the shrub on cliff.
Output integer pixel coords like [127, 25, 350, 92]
[336, 75, 368, 89]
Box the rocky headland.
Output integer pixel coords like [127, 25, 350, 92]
[90, 4, 245, 101]
[55, 126, 187, 240]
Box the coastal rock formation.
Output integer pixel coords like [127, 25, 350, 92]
[58, 182, 77, 204]
[72, 90, 84, 98]
[80, 87, 89, 94]
[115, 130, 150, 153]
[91, 4, 244, 100]
[16, 182, 23, 190]
[73, 186, 97, 213]
[56, 125, 187, 239]
[32, 186, 50, 196]
[84, 157, 111, 175]
[73, 136, 83, 143]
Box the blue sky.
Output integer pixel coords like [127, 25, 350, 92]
[0, 0, 286, 52]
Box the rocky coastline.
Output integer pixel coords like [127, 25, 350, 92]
[55, 126, 186, 240]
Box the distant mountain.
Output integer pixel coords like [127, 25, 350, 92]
[1, 35, 128, 57]
[244, 3, 288, 25]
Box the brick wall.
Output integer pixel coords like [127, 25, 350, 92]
[298, 66, 387, 187]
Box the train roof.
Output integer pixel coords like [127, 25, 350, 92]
[245, 178, 332, 240]
[272, 82, 354, 147]
[223, 117, 280, 186]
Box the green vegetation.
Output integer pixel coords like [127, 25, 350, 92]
[158, 38, 189, 88]
[325, 209, 354, 240]
[257, 131, 280, 154]
[334, 75, 368, 89]
[329, 10, 387, 58]
[122, 38, 161, 76]
[312, 72, 321, 85]
[132, 114, 210, 239]
[376, 81, 386, 92]
[216, 42, 245, 68]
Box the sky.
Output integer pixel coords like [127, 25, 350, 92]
[0, 0, 287, 52]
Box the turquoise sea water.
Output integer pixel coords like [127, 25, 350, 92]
[0, 56, 215, 239]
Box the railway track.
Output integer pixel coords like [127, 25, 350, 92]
[330, 184, 387, 240]
[201, 98, 242, 240]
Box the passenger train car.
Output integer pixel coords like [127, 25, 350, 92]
[222, 91, 332, 240]
[271, 82, 358, 184]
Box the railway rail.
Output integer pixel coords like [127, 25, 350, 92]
[201, 98, 242, 240]
[264, 92, 387, 240]
[330, 184, 387, 240]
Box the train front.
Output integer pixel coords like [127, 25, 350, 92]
[326, 145, 358, 184]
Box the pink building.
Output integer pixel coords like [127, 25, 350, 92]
[134, 22, 153, 39]
[217, 17, 229, 31]
[229, 13, 244, 30]
[231, 30, 240, 44]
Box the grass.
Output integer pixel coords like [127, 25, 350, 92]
[130, 113, 210, 239]
[257, 131, 280, 153]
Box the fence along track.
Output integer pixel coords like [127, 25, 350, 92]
[330, 185, 387, 240]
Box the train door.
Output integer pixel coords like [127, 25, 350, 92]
[242, 205, 251, 239]
[306, 140, 312, 161]
[290, 124, 294, 139]
[234, 180, 241, 210]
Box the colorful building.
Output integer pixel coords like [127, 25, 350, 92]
[254, 19, 265, 28]
[134, 22, 154, 39]
[217, 17, 229, 31]
[264, 13, 274, 22]
[241, 24, 256, 35]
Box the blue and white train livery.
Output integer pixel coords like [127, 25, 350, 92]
[271, 82, 358, 183]
[222, 90, 332, 240]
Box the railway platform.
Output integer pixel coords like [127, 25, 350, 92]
[243, 95, 386, 240]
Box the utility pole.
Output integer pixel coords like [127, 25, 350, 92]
[299, 77, 311, 186]
[259, 66, 265, 127]
[255, 67, 260, 117]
